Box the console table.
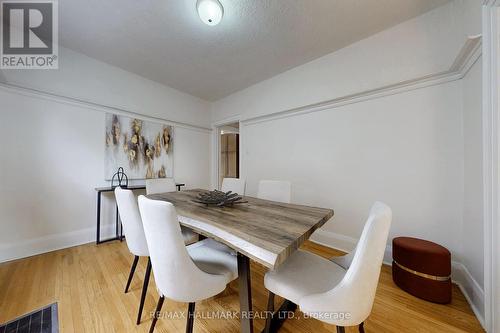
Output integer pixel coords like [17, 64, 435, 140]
[95, 183, 185, 244]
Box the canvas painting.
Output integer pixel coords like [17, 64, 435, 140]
[105, 114, 173, 179]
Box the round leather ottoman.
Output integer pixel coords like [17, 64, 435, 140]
[392, 237, 451, 304]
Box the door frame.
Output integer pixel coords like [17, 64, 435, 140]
[211, 116, 243, 189]
[482, 1, 500, 332]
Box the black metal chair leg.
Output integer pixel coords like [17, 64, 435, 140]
[149, 296, 164, 333]
[186, 302, 196, 333]
[359, 322, 365, 333]
[336, 326, 345, 333]
[264, 291, 275, 333]
[137, 257, 152, 325]
[125, 256, 139, 293]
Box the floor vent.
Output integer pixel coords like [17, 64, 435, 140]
[0, 303, 58, 333]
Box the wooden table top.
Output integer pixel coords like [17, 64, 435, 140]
[146, 189, 334, 269]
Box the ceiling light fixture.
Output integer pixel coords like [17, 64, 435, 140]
[196, 0, 224, 26]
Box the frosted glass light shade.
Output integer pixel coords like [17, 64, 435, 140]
[196, 0, 224, 26]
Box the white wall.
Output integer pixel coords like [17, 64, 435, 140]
[212, 0, 485, 324]
[459, 0, 484, 288]
[460, 57, 484, 317]
[0, 46, 211, 128]
[212, 1, 465, 123]
[241, 82, 464, 253]
[457, 0, 485, 320]
[0, 48, 211, 262]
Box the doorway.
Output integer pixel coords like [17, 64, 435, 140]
[218, 122, 239, 188]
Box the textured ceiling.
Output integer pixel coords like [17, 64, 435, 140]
[59, 0, 450, 101]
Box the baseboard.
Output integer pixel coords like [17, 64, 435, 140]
[0, 224, 116, 263]
[310, 228, 485, 328]
[452, 262, 485, 328]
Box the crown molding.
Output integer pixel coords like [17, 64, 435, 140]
[0, 81, 212, 133]
[0, 36, 481, 133]
[483, 0, 500, 7]
[450, 35, 482, 74]
[241, 36, 482, 126]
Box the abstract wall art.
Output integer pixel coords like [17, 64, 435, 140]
[105, 114, 173, 179]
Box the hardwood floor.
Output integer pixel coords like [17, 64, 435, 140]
[0, 240, 484, 333]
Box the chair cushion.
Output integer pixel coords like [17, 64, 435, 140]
[181, 226, 199, 245]
[264, 250, 346, 304]
[188, 239, 238, 284]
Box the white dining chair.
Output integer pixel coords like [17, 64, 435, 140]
[257, 180, 291, 203]
[145, 177, 200, 244]
[263, 202, 392, 333]
[114, 187, 198, 325]
[145, 178, 177, 194]
[221, 177, 246, 195]
[138, 196, 238, 333]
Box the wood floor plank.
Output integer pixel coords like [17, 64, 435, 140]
[0, 240, 484, 333]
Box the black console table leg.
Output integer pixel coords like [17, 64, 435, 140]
[95, 186, 145, 245]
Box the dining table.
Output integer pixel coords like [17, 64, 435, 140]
[146, 189, 334, 333]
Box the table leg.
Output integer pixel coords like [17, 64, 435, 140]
[115, 204, 119, 239]
[120, 222, 123, 241]
[118, 208, 123, 241]
[95, 191, 130, 244]
[238, 253, 254, 333]
[261, 299, 297, 333]
[96, 191, 102, 244]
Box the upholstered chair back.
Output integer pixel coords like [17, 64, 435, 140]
[114, 187, 149, 257]
[138, 196, 228, 302]
[299, 202, 392, 326]
[221, 178, 246, 195]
